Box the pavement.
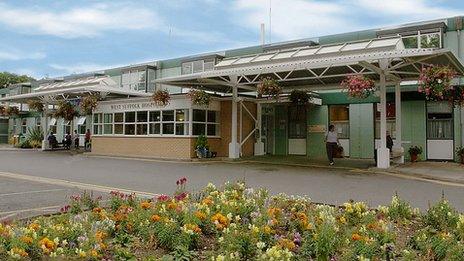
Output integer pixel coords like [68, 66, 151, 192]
[0, 150, 464, 216]
[388, 161, 464, 184]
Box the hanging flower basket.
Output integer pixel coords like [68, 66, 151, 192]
[54, 101, 79, 121]
[5, 106, 20, 117]
[152, 89, 171, 106]
[80, 95, 99, 115]
[27, 100, 44, 112]
[447, 85, 464, 107]
[341, 75, 376, 99]
[188, 89, 211, 107]
[418, 65, 456, 102]
[289, 90, 311, 105]
[0, 105, 5, 116]
[257, 77, 282, 100]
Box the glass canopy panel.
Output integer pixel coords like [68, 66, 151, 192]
[341, 42, 370, 51]
[317, 45, 343, 54]
[253, 53, 275, 62]
[272, 51, 295, 59]
[293, 48, 319, 57]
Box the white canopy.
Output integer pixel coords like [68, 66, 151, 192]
[156, 37, 464, 92]
[0, 76, 151, 104]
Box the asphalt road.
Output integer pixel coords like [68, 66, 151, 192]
[0, 150, 464, 215]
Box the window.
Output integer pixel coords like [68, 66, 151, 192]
[93, 113, 102, 135]
[288, 106, 306, 139]
[49, 118, 57, 134]
[121, 69, 147, 91]
[96, 109, 191, 136]
[35, 117, 41, 131]
[329, 105, 349, 139]
[427, 102, 453, 139]
[181, 59, 216, 75]
[21, 119, 27, 134]
[103, 113, 113, 135]
[192, 109, 219, 136]
[78, 117, 87, 135]
[63, 120, 71, 135]
[401, 31, 441, 49]
[114, 113, 124, 135]
[375, 103, 396, 139]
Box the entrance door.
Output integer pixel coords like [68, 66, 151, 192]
[288, 105, 306, 155]
[0, 118, 8, 143]
[426, 102, 454, 160]
[262, 106, 275, 154]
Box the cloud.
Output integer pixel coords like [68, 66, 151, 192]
[356, 0, 463, 19]
[232, 0, 353, 40]
[0, 2, 161, 38]
[232, 0, 464, 41]
[0, 49, 46, 61]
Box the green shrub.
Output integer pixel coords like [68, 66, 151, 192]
[424, 199, 459, 231]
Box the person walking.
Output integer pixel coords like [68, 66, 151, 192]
[325, 124, 339, 166]
[84, 129, 91, 151]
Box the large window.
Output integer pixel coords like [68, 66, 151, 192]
[402, 31, 441, 49]
[329, 105, 349, 139]
[121, 69, 146, 91]
[93, 109, 196, 136]
[375, 103, 396, 139]
[63, 120, 71, 135]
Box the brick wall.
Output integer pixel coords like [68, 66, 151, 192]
[91, 100, 257, 159]
[92, 136, 194, 159]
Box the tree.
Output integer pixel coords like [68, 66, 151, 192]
[0, 72, 35, 89]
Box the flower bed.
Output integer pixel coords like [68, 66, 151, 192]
[1, 180, 464, 260]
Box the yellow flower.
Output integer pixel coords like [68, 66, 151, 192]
[278, 238, 296, 251]
[90, 249, 99, 257]
[29, 222, 40, 231]
[338, 216, 347, 224]
[39, 237, 56, 253]
[95, 230, 107, 242]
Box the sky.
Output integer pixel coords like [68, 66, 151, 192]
[0, 0, 463, 79]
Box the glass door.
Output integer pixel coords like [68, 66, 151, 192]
[288, 105, 307, 155]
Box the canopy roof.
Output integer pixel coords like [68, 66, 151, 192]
[0, 76, 150, 104]
[157, 37, 464, 93]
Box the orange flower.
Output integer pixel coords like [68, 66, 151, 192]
[20, 236, 33, 244]
[268, 207, 281, 218]
[99, 242, 107, 250]
[194, 211, 206, 220]
[140, 201, 152, 210]
[202, 197, 213, 206]
[93, 207, 103, 213]
[367, 223, 378, 230]
[95, 231, 107, 242]
[211, 213, 229, 230]
[351, 233, 363, 241]
[151, 214, 161, 222]
[29, 223, 40, 231]
[278, 238, 296, 251]
[39, 237, 55, 251]
[185, 223, 202, 234]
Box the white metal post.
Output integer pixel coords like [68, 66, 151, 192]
[377, 59, 390, 168]
[393, 82, 404, 163]
[41, 104, 49, 150]
[229, 75, 240, 159]
[254, 103, 265, 155]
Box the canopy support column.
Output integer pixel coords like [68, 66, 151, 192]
[41, 104, 49, 151]
[393, 82, 404, 164]
[377, 59, 390, 169]
[229, 75, 240, 159]
[254, 103, 265, 155]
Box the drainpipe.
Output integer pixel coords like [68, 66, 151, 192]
[457, 16, 464, 146]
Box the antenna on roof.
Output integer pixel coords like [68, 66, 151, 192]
[269, 0, 272, 43]
[260, 23, 265, 45]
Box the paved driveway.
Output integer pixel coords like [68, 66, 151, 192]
[1, 150, 464, 213]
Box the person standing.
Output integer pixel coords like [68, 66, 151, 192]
[325, 124, 339, 166]
[84, 129, 91, 151]
[73, 130, 79, 149]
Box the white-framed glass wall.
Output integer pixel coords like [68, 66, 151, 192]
[93, 108, 219, 138]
